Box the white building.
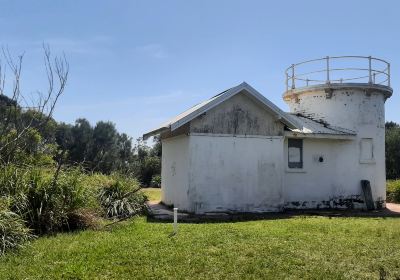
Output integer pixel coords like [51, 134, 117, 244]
[144, 56, 393, 213]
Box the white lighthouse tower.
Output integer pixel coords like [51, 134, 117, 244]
[283, 56, 392, 209]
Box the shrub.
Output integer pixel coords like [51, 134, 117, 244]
[0, 165, 92, 234]
[387, 180, 400, 203]
[0, 201, 33, 255]
[22, 168, 90, 234]
[98, 176, 147, 219]
[139, 156, 161, 187]
[386, 124, 400, 179]
[150, 175, 161, 188]
[0, 165, 148, 240]
[80, 173, 116, 212]
[0, 165, 30, 216]
[66, 208, 101, 231]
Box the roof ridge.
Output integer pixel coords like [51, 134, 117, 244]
[144, 82, 300, 139]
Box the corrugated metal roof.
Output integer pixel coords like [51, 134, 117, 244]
[287, 114, 356, 135]
[142, 86, 236, 139]
[143, 82, 300, 138]
[143, 82, 357, 139]
[158, 88, 230, 129]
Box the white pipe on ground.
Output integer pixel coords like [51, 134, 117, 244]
[173, 208, 178, 234]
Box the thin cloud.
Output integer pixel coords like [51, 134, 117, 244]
[3, 36, 114, 56]
[56, 90, 202, 113]
[135, 44, 168, 59]
[37, 36, 114, 55]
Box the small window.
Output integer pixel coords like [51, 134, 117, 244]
[360, 138, 373, 161]
[288, 139, 303, 169]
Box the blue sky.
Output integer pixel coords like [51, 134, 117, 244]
[1, 0, 399, 140]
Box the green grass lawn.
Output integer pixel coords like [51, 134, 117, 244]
[1, 216, 400, 279]
[141, 187, 161, 202]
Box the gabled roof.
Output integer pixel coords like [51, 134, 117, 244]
[143, 82, 301, 139]
[287, 114, 357, 136]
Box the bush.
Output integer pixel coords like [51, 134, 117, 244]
[66, 208, 101, 231]
[0, 165, 92, 234]
[22, 168, 90, 234]
[0, 165, 30, 216]
[139, 156, 161, 187]
[386, 123, 400, 180]
[0, 164, 149, 241]
[150, 175, 161, 188]
[387, 180, 400, 203]
[98, 176, 147, 219]
[0, 201, 33, 255]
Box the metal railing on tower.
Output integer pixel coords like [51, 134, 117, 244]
[285, 56, 391, 91]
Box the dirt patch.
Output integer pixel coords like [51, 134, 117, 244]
[387, 203, 400, 213]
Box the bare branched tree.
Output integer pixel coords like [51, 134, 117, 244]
[0, 44, 69, 164]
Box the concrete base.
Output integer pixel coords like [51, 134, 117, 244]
[146, 201, 400, 223]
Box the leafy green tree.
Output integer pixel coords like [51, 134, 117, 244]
[133, 137, 161, 186]
[89, 121, 119, 173]
[0, 45, 68, 165]
[140, 156, 161, 187]
[55, 122, 74, 151]
[115, 133, 135, 174]
[386, 121, 400, 179]
[70, 119, 93, 164]
[149, 136, 162, 158]
[386, 121, 399, 130]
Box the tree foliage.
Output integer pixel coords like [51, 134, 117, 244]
[386, 121, 400, 179]
[0, 46, 154, 256]
[53, 119, 161, 185]
[0, 45, 68, 166]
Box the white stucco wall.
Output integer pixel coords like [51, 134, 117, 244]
[161, 134, 285, 213]
[160, 86, 389, 213]
[161, 135, 190, 210]
[187, 134, 284, 213]
[284, 138, 367, 209]
[284, 88, 387, 208]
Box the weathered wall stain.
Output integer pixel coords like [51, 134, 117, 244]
[160, 84, 389, 214]
[186, 135, 285, 213]
[190, 91, 284, 136]
[160, 123, 190, 140]
[285, 195, 365, 210]
[283, 87, 387, 212]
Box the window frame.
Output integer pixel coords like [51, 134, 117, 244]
[288, 138, 303, 169]
[359, 138, 375, 164]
